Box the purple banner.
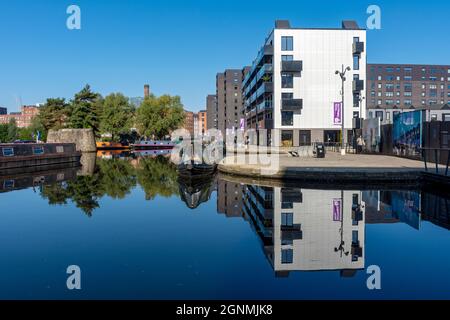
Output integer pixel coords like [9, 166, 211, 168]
[333, 102, 342, 125]
[240, 118, 245, 130]
[333, 199, 342, 222]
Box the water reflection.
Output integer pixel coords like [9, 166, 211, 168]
[1, 155, 449, 277]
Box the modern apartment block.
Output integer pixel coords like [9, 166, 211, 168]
[206, 94, 218, 130]
[243, 20, 366, 147]
[198, 110, 207, 135]
[366, 64, 450, 123]
[0, 107, 7, 115]
[216, 69, 248, 137]
[183, 111, 195, 136]
[242, 185, 365, 276]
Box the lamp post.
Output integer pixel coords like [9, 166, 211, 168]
[335, 65, 351, 156]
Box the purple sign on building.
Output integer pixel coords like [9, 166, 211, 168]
[240, 118, 245, 130]
[333, 102, 342, 125]
[333, 199, 342, 222]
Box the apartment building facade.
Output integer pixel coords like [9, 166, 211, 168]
[197, 110, 207, 135]
[0, 107, 7, 115]
[183, 111, 195, 136]
[206, 95, 218, 130]
[0, 105, 40, 128]
[216, 69, 248, 137]
[366, 64, 450, 123]
[243, 20, 367, 147]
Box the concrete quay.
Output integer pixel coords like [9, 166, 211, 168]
[218, 152, 447, 183]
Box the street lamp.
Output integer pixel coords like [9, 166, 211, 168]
[335, 65, 351, 156]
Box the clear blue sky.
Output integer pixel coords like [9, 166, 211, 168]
[0, 0, 449, 112]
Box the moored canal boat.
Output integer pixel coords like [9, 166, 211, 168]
[0, 143, 81, 171]
[96, 141, 130, 150]
[131, 140, 175, 150]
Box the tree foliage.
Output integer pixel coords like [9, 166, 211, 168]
[69, 85, 102, 135]
[37, 98, 70, 132]
[136, 95, 185, 139]
[100, 93, 135, 141]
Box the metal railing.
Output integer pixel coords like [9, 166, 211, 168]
[421, 148, 450, 176]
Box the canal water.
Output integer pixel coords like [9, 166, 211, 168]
[0, 154, 449, 299]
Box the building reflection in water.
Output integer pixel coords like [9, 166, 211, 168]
[217, 179, 449, 277]
[240, 185, 365, 277]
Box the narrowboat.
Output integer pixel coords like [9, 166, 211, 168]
[96, 141, 130, 150]
[0, 143, 81, 172]
[131, 140, 175, 150]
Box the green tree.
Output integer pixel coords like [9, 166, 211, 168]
[100, 93, 135, 142]
[29, 116, 47, 141]
[18, 127, 33, 141]
[7, 118, 18, 142]
[97, 158, 136, 199]
[69, 85, 102, 135]
[136, 156, 179, 200]
[136, 94, 185, 139]
[0, 124, 8, 143]
[37, 98, 70, 132]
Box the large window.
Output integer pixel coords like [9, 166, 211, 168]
[281, 73, 293, 88]
[281, 130, 293, 147]
[375, 111, 384, 121]
[281, 213, 294, 227]
[282, 55, 293, 61]
[353, 55, 360, 71]
[281, 36, 293, 51]
[299, 130, 311, 146]
[281, 249, 293, 264]
[281, 111, 294, 126]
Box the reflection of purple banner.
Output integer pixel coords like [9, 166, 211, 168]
[240, 118, 245, 130]
[333, 102, 342, 125]
[333, 199, 342, 221]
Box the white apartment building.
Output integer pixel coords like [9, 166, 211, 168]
[243, 20, 367, 147]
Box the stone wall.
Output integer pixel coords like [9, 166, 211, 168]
[47, 129, 96, 152]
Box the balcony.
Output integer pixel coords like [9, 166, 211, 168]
[243, 45, 274, 87]
[353, 80, 364, 92]
[256, 82, 273, 98]
[281, 225, 303, 242]
[281, 188, 303, 203]
[281, 60, 303, 74]
[281, 99, 303, 112]
[353, 42, 365, 55]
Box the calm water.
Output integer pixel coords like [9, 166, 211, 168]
[0, 154, 449, 300]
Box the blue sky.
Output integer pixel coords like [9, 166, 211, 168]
[0, 0, 449, 112]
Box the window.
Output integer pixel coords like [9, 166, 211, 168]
[404, 92, 412, 97]
[430, 84, 437, 89]
[56, 146, 64, 153]
[386, 67, 394, 73]
[385, 83, 394, 90]
[2, 147, 14, 157]
[282, 92, 293, 100]
[443, 114, 450, 122]
[281, 73, 293, 88]
[375, 111, 384, 120]
[386, 112, 391, 121]
[385, 92, 394, 97]
[353, 37, 360, 43]
[282, 55, 293, 61]
[385, 100, 394, 105]
[404, 76, 412, 81]
[299, 131, 311, 146]
[281, 111, 294, 126]
[281, 36, 293, 51]
[404, 83, 412, 91]
[404, 100, 412, 106]
[281, 213, 294, 227]
[353, 55, 360, 70]
[378, 83, 382, 89]
[431, 114, 438, 121]
[281, 249, 293, 264]
[378, 76, 382, 81]
[386, 75, 395, 81]
[405, 67, 412, 73]
[281, 130, 293, 147]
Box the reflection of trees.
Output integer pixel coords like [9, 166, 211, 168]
[66, 175, 103, 217]
[136, 156, 179, 200]
[96, 158, 136, 199]
[40, 183, 70, 205]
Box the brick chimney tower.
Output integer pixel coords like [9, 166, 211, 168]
[144, 84, 150, 98]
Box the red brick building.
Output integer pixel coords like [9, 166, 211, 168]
[0, 105, 40, 128]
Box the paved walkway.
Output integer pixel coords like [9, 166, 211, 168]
[219, 152, 446, 182]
